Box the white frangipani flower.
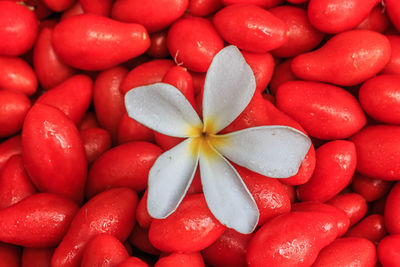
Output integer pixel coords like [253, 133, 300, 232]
[125, 45, 311, 234]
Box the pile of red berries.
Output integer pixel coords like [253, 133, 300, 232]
[1, 0, 400, 266]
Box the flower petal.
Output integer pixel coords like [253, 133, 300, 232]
[211, 126, 311, 178]
[147, 137, 200, 218]
[199, 142, 259, 234]
[125, 83, 203, 138]
[202, 45, 256, 134]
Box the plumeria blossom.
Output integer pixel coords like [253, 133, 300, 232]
[125, 45, 311, 234]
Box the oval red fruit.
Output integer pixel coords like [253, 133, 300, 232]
[359, 74, 400, 124]
[297, 140, 357, 202]
[247, 211, 338, 267]
[51, 188, 138, 267]
[276, 81, 366, 140]
[312, 237, 377, 267]
[81, 234, 129, 267]
[86, 142, 162, 198]
[291, 30, 391, 86]
[111, 0, 188, 33]
[307, 0, 380, 33]
[149, 194, 226, 252]
[22, 104, 87, 203]
[0, 193, 78, 248]
[0, 1, 38, 56]
[0, 90, 31, 138]
[213, 4, 288, 53]
[33, 27, 76, 90]
[351, 125, 400, 180]
[0, 56, 37, 96]
[52, 14, 150, 70]
[168, 17, 224, 72]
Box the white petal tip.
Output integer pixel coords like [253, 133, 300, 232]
[227, 209, 259, 234]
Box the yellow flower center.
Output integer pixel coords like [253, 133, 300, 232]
[189, 119, 228, 159]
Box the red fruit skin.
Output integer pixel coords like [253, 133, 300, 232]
[351, 173, 392, 202]
[0, 56, 38, 96]
[81, 234, 130, 267]
[60, 2, 84, 20]
[247, 211, 338, 267]
[136, 191, 152, 229]
[276, 81, 366, 140]
[242, 51, 274, 92]
[163, 66, 197, 109]
[119, 59, 175, 95]
[221, 93, 316, 185]
[129, 225, 160, 255]
[281, 183, 296, 203]
[42, 0, 75, 11]
[356, 5, 390, 33]
[297, 140, 357, 202]
[0, 135, 21, 171]
[378, 234, 400, 267]
[237, 165, 291, 226]
[0, 155, 36, 209]
[94, 66, 128, 142]
[79, 112, 100, 131]
[155, 253, 205, 267]
[188, 0, 222, 16]
[221, 0, 283, 9]
[280, 144, 316, 186]
[149, 194, 226, 253]
[312, 237, 377, 267]
[147, 31, 169, 59]
[213, 4, 288, 53]
[118, 112, 155, 145]
[80, 127, 112, 164]
[80, 0, 113, 16]
[346, 214, 386, 244]
[191, 72, 206, 96]
[51, 188, 138, 267]
[287, 0, 308, 3]
[221, 92, 274, 133]
[385, 182, 400, 234]
[269, 59, 296, 94]
[202, 229, 251, 267]
[307, 0, 379, 33]
[327, 193, 368, 226]
[52, 14, 150, 70]
[351, 125, 400, 180]
[269, 6, 324, 58]
[359, 74, 400, 124]
[36, 75, 93, 125]
[0, 2, 38, 56]
[111, 0, 188, 33]
[22, 104, 87, 203]
[382, 35, 400, 75]
[167, 17, 224, 72]
[21, 248, 53, 267]
[154, 132, 183, 151]
[116, 257, 149, 267]
[0, 90, 31, 138]
[292, 202, 350, 237]
[188, 169, 202, 195]
[33, 27, 76, 90]
[86, 142, 162, 198]
[0, 193, 78, 247]
[385, 0, 400, 32]
[291, 30, 391, 86]
[0, 242, 20, 267]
